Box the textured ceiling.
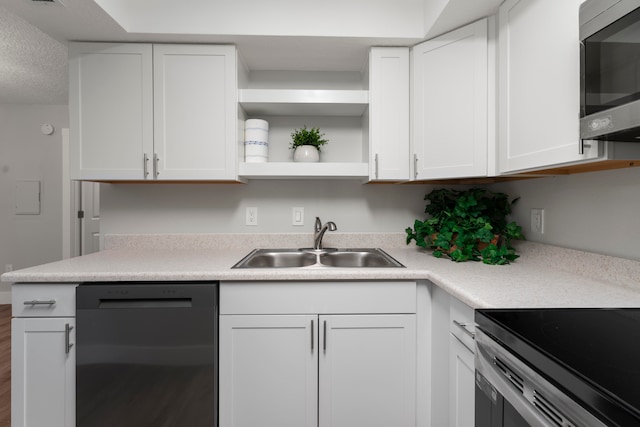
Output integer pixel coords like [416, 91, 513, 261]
[0, 6, 68, 104]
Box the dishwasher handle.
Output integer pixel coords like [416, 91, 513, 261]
[76, 283, 217, 310]
[98, 298, 193, 309]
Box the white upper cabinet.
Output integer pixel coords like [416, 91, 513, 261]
[153, 45, 237, 180]
[69, 43, 238, 181]
[368, 47, 410, 181]
[412, 18, 493, 180]
[497, 0, 600, 173]
[69, 43, 153, 181]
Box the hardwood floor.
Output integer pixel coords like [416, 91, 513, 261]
[0, 305, 10, 427]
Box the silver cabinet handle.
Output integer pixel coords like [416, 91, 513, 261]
[452, 331, 475, 354]
[23, 299, 56, 305]
[311, 319, 314, 351]
[65, 323, 74, 354]
[374, 153, 379, 179]
[413, 154, 419, 179]
[143, 153, 149, 178]
[453, 320, 476, 339]
[323, 320, 327, 352]
[153, 153, 159, 178]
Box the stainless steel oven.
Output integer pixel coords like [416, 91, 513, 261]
[580, 0, 640, 141]
[475, 309, 640, 427]
[475, 328, 606, 427]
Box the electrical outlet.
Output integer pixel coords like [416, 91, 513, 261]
[292, 207, 304, 226]
[246, 207, 258, 226]
[530, 208, 544, 234]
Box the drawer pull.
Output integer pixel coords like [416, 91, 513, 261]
[24, 299, 57, 306]
[453, 320, 475, 339]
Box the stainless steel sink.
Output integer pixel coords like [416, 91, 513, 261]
[232, 248, 404, 269]
[319, 250, 403, 268]
[233, 249, 317, 268]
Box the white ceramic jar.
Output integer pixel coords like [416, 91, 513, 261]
[244, 119, 269, 163]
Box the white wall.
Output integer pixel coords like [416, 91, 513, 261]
[490, 166, 640, 261]
[0, 105, 68, 300]
[99, 180, 430, 236]
[100, 166, 640, 262]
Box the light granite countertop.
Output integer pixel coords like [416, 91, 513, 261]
[2, 233, 640, 309]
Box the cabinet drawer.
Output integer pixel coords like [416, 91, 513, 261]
[449, 297, 475, 354]
[12, 284, 78, 317]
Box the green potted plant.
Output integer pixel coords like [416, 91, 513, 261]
[406, 188, 525, 265]
[290, 126, 329, 162]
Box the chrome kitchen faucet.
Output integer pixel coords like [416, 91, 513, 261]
[314, 217, 337, 250]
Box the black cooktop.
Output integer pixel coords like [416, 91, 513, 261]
[476, 308, 640, 427]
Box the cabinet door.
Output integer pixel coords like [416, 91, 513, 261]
[369, 47, 410, 181]
[498, 0, 599, 173]
[153, 44, 237, 180]
[12, 318, 75, 427]
[412, 19, 489, 179]
[219, 315, 318, 427]
[319, 315, 416, 427]
[69, 43, 153, 180]
[449, 333, 475, 427]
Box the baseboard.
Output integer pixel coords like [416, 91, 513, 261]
[0, 291, 11, 305]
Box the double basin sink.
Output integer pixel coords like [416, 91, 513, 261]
[232, 248, 404, 269]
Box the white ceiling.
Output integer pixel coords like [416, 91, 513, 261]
[0, 0, 501, 104]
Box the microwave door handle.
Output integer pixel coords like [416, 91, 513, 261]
[579, 40, 588, 155]
[579, 40, 586, 118]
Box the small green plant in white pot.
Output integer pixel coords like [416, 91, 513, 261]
[290, 126, 328, 162]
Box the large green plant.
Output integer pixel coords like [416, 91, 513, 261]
[406, 188, 525, 265]
[289, 126, 329, 152]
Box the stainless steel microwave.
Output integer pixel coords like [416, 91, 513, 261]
[580, 0, 640, 141]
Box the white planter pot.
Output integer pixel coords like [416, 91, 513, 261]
[293, 145, 320, 162]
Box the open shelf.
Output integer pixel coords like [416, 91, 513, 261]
[238, 162, 369, 179]
[239, 89, 369, 116]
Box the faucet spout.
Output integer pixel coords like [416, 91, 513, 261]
[313, 217, 337, 250]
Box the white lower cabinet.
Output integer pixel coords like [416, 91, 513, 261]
[219, 315, 318, 427]
[430, 284, 476, 427]
[219, 281, 417, 427]
[12, 318, 75, 427]
[448, 332, 475, 427]
[319, 315, 416, 427]
[220, 313, 416, 427]
[11, 284, 78, 427]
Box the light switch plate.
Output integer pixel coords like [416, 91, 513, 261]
[292, 207, 304, 226]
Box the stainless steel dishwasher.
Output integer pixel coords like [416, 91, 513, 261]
[76, 282, 218, 427]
